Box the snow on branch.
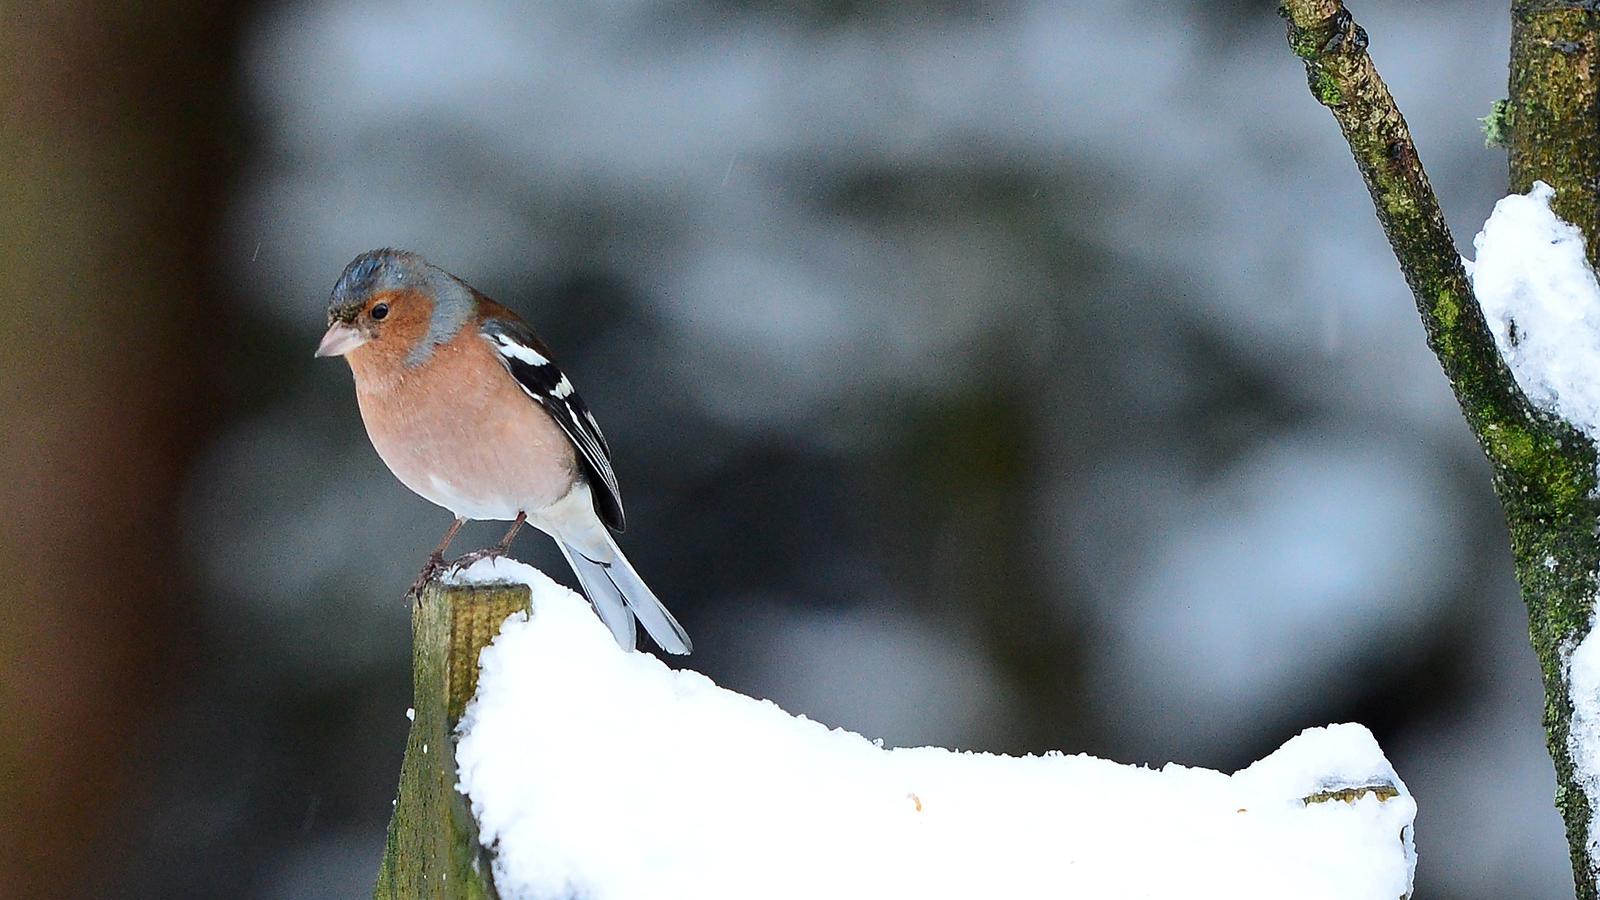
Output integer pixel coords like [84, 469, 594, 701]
[448, 559, 1416, 900]
[1571, 634, 1600, 871]
[1470, 181, 1600, 441]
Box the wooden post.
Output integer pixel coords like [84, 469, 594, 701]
[373, 580, 531, 899]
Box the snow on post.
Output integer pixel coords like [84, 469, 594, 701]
[448, 558, 1416, 900]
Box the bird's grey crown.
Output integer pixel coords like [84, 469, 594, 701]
[328, 248, 475, 366]
[327, 248, 433, 321]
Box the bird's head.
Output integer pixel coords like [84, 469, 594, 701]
[316, 248, 474, 366]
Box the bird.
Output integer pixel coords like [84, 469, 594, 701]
[315, 248, 691, 655]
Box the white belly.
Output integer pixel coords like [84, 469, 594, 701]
[417, 472, 525, 521]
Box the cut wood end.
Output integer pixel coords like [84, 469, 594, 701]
[1301, 783, 1401, 806]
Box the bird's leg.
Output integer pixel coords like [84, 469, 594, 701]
[409, 516, 466, 601]
[492, 512, 526, 554]
[448, 511, 527, 572]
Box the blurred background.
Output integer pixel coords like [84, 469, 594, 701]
[0, 1, 1564, 897]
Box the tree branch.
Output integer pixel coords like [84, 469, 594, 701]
[1280, 2, 1600, 895]
[1280, 2, 1535, 464]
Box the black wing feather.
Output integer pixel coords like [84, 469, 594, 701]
[481, 319, 626, 532]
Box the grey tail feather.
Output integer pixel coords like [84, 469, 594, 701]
[558, 542, 636, 651]
[559, 540, 693, 655]
[601, 539, 693, 655]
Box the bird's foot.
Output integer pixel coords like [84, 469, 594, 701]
[407, 552, 447, 605]
[447, 544, 510, 576]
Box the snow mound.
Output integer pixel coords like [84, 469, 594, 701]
[1469, 180, 1600, 438]
[452, 558, 1416, 900]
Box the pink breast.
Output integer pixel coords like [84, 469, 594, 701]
[352, 339, 578, 520]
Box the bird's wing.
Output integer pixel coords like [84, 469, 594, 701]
[480, 317, 625, 532]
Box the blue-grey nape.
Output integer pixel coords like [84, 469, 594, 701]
[328, 248, 436, 321]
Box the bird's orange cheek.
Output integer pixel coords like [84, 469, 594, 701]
[381, 313, 432, 348]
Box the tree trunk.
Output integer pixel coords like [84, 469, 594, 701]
[0, 5, 244, 896]
[1506, 6, 1600, 894]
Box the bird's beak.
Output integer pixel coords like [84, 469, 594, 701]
[315, 321, 368, 358]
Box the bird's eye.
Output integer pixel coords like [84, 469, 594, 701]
[370, 303, 389, 321]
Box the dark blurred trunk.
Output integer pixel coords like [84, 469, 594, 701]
[0, 4, 245, 896]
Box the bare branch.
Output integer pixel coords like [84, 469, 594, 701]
[1280, 2, 1548, 471]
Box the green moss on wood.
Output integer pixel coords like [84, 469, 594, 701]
[1432, 286, 1460, 330]
[1311, 69, 1343, 107]
[374, 581, 532, 900]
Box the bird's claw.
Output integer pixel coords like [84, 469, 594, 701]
[446, 545, 508, 575]
[407, 553, 447, 606]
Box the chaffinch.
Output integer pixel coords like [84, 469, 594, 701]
[315, 248, 691, 655]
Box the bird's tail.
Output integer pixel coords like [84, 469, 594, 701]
[557, 537, 692, 655]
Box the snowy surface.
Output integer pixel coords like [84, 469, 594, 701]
[1568, 630, 1600, 864]
[451, 558, 1415, 900]
[1469, 181, 1600, 438]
